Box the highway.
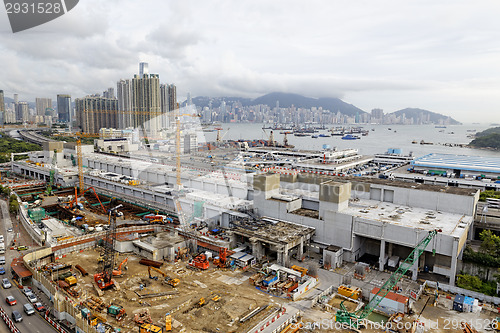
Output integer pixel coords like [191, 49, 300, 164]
[0, 200, 57, 333]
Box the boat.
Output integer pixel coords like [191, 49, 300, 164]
[214, 127, 223, 130]
[341, 134, 360, 140]
[318, 134, 331, 137]
[388, 128, 392, 130]
[371, 128, 375, 131]
[311, 135, 319, 138]
[412, 140, 418, 144]
[435, 125, 447, 128]
[294, 133, 309, 137]
[420, 140, 433, 145]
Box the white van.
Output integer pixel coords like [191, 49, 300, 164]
[0, 243, 5, 255]
[0, 256, 5, 265]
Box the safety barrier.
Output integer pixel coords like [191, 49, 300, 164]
[247, 307, 286, 333]
[45, 312, 68, 333]
[0, 305, 21, 333]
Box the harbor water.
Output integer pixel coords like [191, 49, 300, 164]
[202, 123, 500, 158]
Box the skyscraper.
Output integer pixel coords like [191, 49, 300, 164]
[57, 95, 71, 123]
[0, 90, 5, 126]
[131, 73, 161, 135]
[117, 79, 133, 128]
[139, 62, 149, 77]
[36, 98, 52, 117]
[16, 102, 28, 123]
[76, 95, 118, 134]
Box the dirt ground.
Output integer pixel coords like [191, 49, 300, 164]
[328, 296, 358, 312]
[302, 291, 498, 333]
[57, 249, 284, 333]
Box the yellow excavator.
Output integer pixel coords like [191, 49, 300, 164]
[147, 266, 180, 287]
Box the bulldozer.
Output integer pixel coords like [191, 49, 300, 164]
[107, 304, 126, 322]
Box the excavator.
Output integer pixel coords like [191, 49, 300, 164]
[148, 266, 180, 287]
[213, 247, 233, 269]
[112, 257, 128, 276]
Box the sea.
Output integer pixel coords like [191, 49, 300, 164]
[202, 123, 500, 158]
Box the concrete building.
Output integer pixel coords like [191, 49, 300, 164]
[57, 94, 71, 123]
[139, 62, 149, 77]
[251, 173, 479, 285]
[75, 95, 119, 134]
[117, 79, 133, 129]
[94, 138, 138, 154]
[131, 73, 162, 136]
[0, 90, 4, 126]
[16, 101, 29, 123]
[36, 97, 52, 117]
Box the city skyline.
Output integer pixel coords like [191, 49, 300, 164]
[1, 1, 500, 123]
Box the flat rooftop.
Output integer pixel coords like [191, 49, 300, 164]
[412, 153, 500, 174]
[342, 198, 472, 237]
[232, 218, 315, 245]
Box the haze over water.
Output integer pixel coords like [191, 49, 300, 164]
[203, 124, 500, 158]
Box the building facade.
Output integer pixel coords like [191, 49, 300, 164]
[75, 95, 118, 134]
[36, 98, 52, 117]
[57, 94, 71, 123]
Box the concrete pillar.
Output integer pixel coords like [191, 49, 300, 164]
[449, 239, 458, 286]
[388, 243, 393, 257]
[251, 240, 263, 261]
[277, 251, 283, 265]
[297, 237, 304, 260]
[411, 250, 419, 281]
[379, 240, 386, 271]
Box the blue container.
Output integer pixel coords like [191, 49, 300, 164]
[453, 294, 465, 312]
[463, 296, 474, 312]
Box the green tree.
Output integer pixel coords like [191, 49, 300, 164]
[479, 230, 500, 257]
[8, 200, 19, 214]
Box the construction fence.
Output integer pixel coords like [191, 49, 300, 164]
[424, 280, 500, 305]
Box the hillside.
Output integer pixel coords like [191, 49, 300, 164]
[469, 127, 500, 150]
[192, 92, 366, 116]
[474, 126, 500, 138]
[390, 108, 461, 125]
[252, 92, 366, 116]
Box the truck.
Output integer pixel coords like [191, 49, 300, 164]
[262, 274, 278, 287]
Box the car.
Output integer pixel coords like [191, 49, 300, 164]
[34, 302, 46, 312]
[1, 278, 11, 289]
[26, 293, 37, 304]
[11, 310, 22, 322]
[7, 228, 12, 233]
[23, 303, 35, 315]
[5, 296, 16, 306]
[0, 235, 4, 242]
[0, 267, 5, 275]
[22, 287, 32, 296]
[16, 246, 28, 251]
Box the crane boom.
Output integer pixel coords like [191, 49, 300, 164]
[336, 229, 439, 327]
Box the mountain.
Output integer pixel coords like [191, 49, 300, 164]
[390, 108, 461, 125]
[252, 92, 366, 116]
[474, 126, 500, 138]
[469, 127, 500, 150]
[192, 92, 366, 116]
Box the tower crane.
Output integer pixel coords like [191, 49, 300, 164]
[336, 229, 440, 328]
[94, 204, 123, 290]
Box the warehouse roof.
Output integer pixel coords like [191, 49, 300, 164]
[411, 153, 500, 174]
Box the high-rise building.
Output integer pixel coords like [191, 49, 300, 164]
[139, 62, 149, 77]
[57, 95, 71, 123]
[76, 95, 118, 134]
[36, 98, 52, 117]
[103, 87, 115, 99]
[0, 90, 5, 126]
[13, 94, 18, 104]
[186, 92, 192, 106]
[167, 84, 177, 112]
[117, 79, 133, 129]
[16, 102, 29, 123]
[131, 73, 161, 135]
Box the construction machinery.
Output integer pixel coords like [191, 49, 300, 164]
[147, 266, 180, 287]
[188, 253, 209, 270]
[134, 309, 153, 325]
[112, 257, 128, 276]
[336, 230, 440, 328]
[140, 323, 163, 333]
[94, 204, 122, 290]
[107, 304, 126, 321]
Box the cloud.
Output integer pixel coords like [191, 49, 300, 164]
[1, 0, 500, 122]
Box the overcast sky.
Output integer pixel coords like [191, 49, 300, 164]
[1, 0, 500, 122]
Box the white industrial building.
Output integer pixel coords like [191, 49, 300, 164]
[250, 173, 479, 285]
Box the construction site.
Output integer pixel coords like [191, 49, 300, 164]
[4, 112, 500, 333]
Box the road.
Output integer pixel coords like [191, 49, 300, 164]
[0, 200, 57, 333]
